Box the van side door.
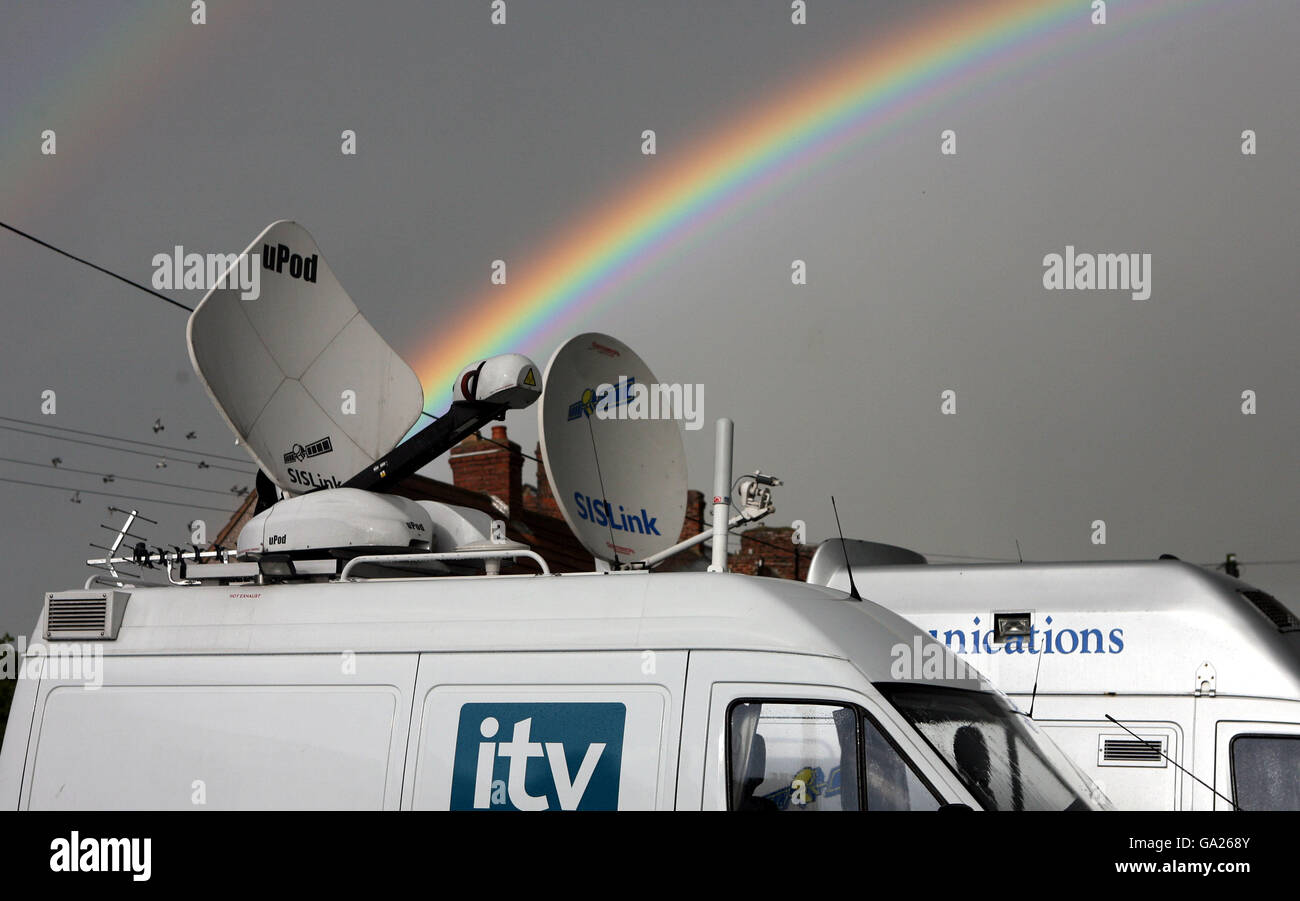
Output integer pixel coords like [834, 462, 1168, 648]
[1027, 694, 1192, 810]
[404, 650, 686, 810]
[678, 651, 974, 810]
[22, 653, 416, 810]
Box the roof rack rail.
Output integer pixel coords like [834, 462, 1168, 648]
[87, 543, 550, 586]
[340, 549, 550, 580]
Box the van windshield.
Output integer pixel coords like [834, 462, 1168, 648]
[876, 683, 1111, 811]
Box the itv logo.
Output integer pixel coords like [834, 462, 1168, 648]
[450, 702, 625, 810]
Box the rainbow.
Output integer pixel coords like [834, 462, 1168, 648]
[412, 0, 1194, 414]
[3, 1, 1199, 419]
[1, 3, 247, 220]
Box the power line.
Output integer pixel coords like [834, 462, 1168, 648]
[0, 415, 247, 463]
[732, 539, 1300, 568]
[0, 220, 193, 313]
[694, 520, 802, 559]
[482, 434, 541, 465]
[0, 475, 235, 514]
[0, 454, 246, 498]
[0, 423, 251, 474]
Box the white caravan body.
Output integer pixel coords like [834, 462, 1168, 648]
[816, 559, 1300, 810]
[0, 571, 1108, 811]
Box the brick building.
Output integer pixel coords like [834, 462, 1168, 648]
[214, 426, 809, 579]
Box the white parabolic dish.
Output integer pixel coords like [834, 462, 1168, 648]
[539, 333, 687, 564]
[186, 221, 425, 494]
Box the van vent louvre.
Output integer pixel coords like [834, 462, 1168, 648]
[47, 597, 109, 634]
[1240, 590, 1300, 633]
[1102, 738, 1163, 763]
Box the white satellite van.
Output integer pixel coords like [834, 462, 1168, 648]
[0, 223, 1110, 812]
[810, 545, 1300, 811]
[0, 567, 1111, 811]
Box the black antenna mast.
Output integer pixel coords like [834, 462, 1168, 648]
[1027, 627, 1046, 717]
[830, 496, 861, 601]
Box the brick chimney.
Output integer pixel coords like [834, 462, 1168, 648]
[449, 425, 523, 516]
[532, 442, 561, 518]
[730, 526, 809, 580]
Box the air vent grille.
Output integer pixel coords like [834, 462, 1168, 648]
[1240, 590, 1300, 633]
[43, 590, 129, 640]
[48, 598, 108, 633]
[1098, 734, 1167, 768]
[1103, 739, 1162, 761]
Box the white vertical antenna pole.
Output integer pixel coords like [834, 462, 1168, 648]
[709, 418, 733, 573]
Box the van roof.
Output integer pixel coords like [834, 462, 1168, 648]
[831, 560, 1300, 698]
[48, 571, 985, 689]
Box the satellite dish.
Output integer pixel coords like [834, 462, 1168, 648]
[186, 221, 424, 495]
[539, 334, 687, 565]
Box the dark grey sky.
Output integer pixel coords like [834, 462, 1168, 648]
[1, 0, 1296, 633]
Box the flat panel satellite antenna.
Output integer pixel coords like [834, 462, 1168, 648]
[186, 221, 424, 494]
[539, 333, 687, 564]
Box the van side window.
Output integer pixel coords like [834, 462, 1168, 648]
[729, 701, 859, 810]
[728, 701, 941, 811]
[1231, 735, 1300, 811]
